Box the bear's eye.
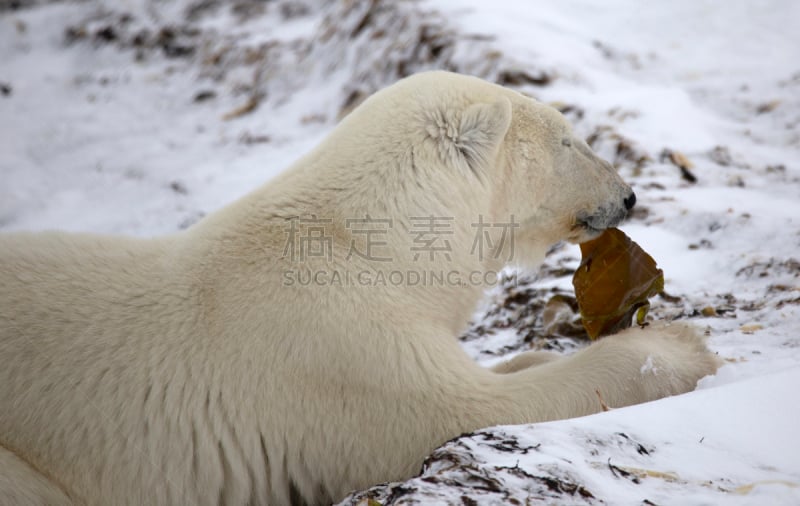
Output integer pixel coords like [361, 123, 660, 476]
[561, 138, 572, 147]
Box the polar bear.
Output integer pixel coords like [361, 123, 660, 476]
[0, 71, 718, 506]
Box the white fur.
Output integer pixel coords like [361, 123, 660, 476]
[0, 72, 718, 505]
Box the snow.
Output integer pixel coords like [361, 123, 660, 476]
[546, 367, 800, 503]
[351, 368, 800, 504]
[2, 0, 799, 504]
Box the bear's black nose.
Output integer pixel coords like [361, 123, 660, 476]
[624, 192, 636, 211]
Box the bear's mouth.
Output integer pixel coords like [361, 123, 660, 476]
[570, 209, 627, 242]
[570, 221, 605, 242]
[577, 221, 605, 234]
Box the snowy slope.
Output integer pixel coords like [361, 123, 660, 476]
[347, 368, 800, 505]
[0, 0, 336, 234]
[2, 0, 799, 504]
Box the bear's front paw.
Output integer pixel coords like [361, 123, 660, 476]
[625, 321, 721, 399]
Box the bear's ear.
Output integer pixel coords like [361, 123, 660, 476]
[426, 97, 511, 179]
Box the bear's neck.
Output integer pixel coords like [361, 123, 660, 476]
[191, 150, 498, 339]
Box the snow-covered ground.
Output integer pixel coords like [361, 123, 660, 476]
[1, 0, 799, 504]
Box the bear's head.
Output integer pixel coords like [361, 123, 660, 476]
[401, 72, 635, 270]
[494, 94, 635, 267]
[326, 71, 634, 273]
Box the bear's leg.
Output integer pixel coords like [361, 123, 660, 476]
[492, 321, 720, 422]
[0, 445, 73, 506]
